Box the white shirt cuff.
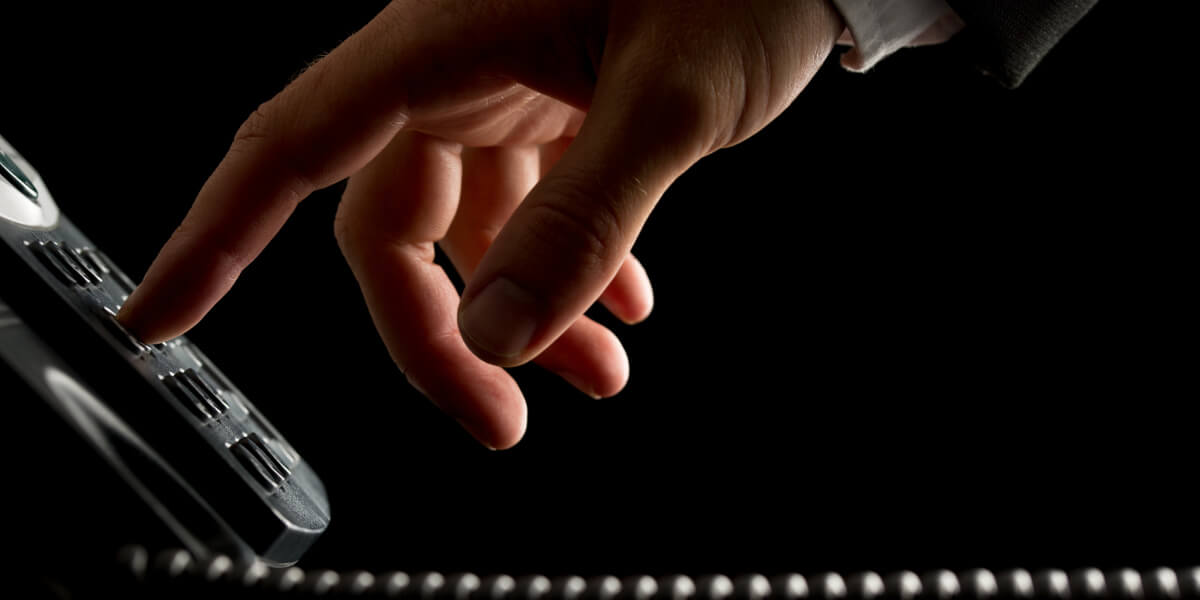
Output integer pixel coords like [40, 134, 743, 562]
[830, 0, 965, 72]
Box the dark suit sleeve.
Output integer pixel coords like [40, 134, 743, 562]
[946, 0, 1099, 88]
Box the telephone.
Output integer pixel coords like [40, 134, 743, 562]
[3, 135, 1197, 598]
[1, 133, 327, 591]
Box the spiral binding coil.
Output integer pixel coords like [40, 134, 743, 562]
[109, 546, 1200, 599]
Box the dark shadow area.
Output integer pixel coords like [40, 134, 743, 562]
[2, 1, 1194, 581]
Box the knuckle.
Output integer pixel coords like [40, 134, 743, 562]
[210, 244, 251, 286]
[611, 9, 759, 156]
[670, 81, 727, 149]
[232, 102, 276, 149]
[229, 101, 318, 199]
[525, 173, 626, 274]
[168, 223, 250, 286]
[618, 62, 729, 159]
[662, 64, 748, 154]
[332, 192, 367, 260]
[332, 201, 353, 253]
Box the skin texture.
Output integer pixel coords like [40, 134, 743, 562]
[116, 0, 845, 449]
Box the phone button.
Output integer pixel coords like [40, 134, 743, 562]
[231, 433, 291, 491]
[28, 241, 103, 287]
[100, 306, 152, 355]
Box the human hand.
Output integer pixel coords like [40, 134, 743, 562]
[117, 0, 844, 449]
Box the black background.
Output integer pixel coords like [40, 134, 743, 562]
[3, 2, 1196, 578]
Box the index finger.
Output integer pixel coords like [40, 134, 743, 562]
[117, 2, 472, 342]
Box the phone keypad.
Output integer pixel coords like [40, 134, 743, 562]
[230, 433, 291, 492]
[163, 368, 229, 422]
[28, 240, 103, 287]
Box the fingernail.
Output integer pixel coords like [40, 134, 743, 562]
[115, 288, 146, 332]
[451, 417, 495, 450]
[409, 375, 499, 450]
[460, 277, 539, 361]
[557, 370, 602, 400]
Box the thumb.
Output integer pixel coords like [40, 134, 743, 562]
[458, 55, 719, 366]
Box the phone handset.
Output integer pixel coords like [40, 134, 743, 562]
[0, 133, 330, 568]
